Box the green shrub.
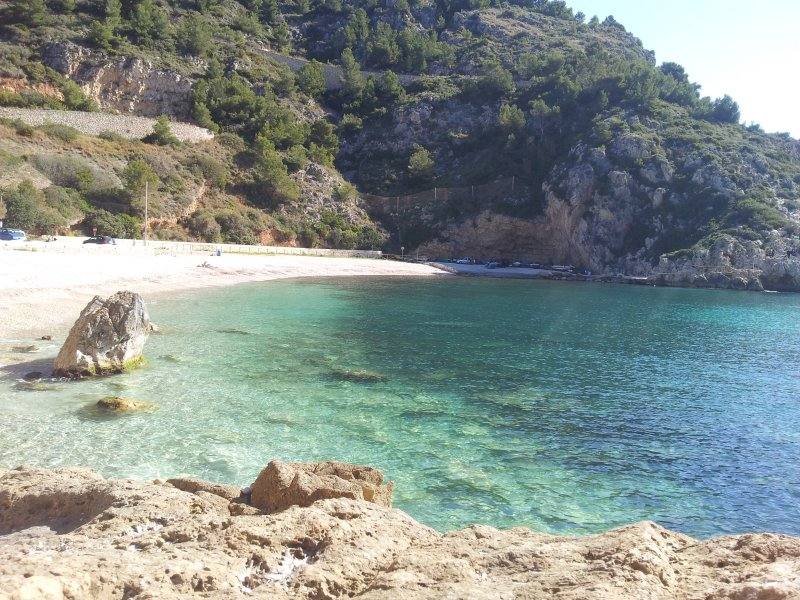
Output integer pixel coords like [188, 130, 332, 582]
[1, 180, 69, 234]
[408, 145, 434, 181]
[142, 116, 180, 146]
[38, 122, 80, 142]
[183, 154, 230, 188]
[297, 60, 325, 99]
[338, 113, 362, 134]
[44, 185, 88, 221]
[32, 154, 97, 191]
[183, 209, 222, 242]
[728, 198, 789, 231]
[0, 149, 24, 168]
[284, 144, 308, 172]
[82, 209, 141, 238]
[8, 118, 35, 136]
[333, 181, 358, 202]
[250, 139, 299, 205]
[177, 14, 213, 57]
[98, 130, 127, 142]
[121, 159, 159, 195]
[60, 80, 97, 111]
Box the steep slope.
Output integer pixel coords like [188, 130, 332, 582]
[1, 0, 799, 288]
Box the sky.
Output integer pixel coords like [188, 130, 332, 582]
[566, 0, 800, 137]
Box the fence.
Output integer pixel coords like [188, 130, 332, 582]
[4, 236, 383, 259]
[361, 177, 525, 248]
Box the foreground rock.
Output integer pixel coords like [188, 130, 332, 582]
[53, 291, 151, 378]
[1, 466, 799, 599]
[251, 460, 394, 512]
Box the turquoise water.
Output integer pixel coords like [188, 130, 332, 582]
[2, 277, 800, 537]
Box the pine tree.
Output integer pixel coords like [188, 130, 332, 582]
[297, 60, 326, 99]
[130, 0, 170, 47]
[142, 116, 180, 146]
[340, 48, 364, 101]
[271, 19, 291, 51]
[259, 0, 278, 25]
[408, 145, 434, 181]
[11, 0, 48, 26]
[378, 71, 405, 105]
[105, 0, 122, 30]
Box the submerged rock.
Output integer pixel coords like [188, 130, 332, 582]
[216, 328, 250, 335]
[330, 368, 388, 383]
[250, 460, 394, 513]
[159, 353, 182, 363]
[53, 291, 151, 378]
[11, 345, 37, 353]
[13, 380, 61, 392]
[0, 464, 798, 598]
[96, 396, 155, 412]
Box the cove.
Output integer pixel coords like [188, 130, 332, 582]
[1, 277, 799, 537]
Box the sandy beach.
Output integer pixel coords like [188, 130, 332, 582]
[0, 243, 445, 339]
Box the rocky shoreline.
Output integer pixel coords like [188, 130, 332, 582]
[432, 261, 790, 293]
[1, 463, 799, 599]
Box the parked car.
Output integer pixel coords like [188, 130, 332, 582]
[455, 258, 472, 264]
[83, 236, 116, 245]
[0, 228, 27, 241]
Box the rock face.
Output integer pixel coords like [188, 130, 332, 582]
[251, 460, 394, 512]
[42, 41, 195, 119]
[1, 465, 799, 599]
[53, 291, 151, 377]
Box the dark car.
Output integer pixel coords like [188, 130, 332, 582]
[0, 228, 27, 241]
[83, 236, 116, 245]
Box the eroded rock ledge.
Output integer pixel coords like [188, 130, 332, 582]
[1, 463, 798, 599]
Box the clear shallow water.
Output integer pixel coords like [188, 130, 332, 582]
[2, 278, 800, 537]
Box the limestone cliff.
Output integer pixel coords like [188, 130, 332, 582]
[42, 41, 195, 119]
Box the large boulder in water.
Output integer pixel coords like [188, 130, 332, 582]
[250, 460, 394, 513]
[53, 291, 151, 378]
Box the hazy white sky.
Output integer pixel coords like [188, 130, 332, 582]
[566, 0, 800, 137]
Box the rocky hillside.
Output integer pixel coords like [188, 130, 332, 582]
[1, 0, 799, 287]
[2, 463, 799, 599]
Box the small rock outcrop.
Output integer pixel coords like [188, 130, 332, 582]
[53, 291, 151, 378]
[95, 396, 155, 412]
[166, 477, 243, 501]
[1, 465, 799, 599]
[250, 460, 394, 513]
